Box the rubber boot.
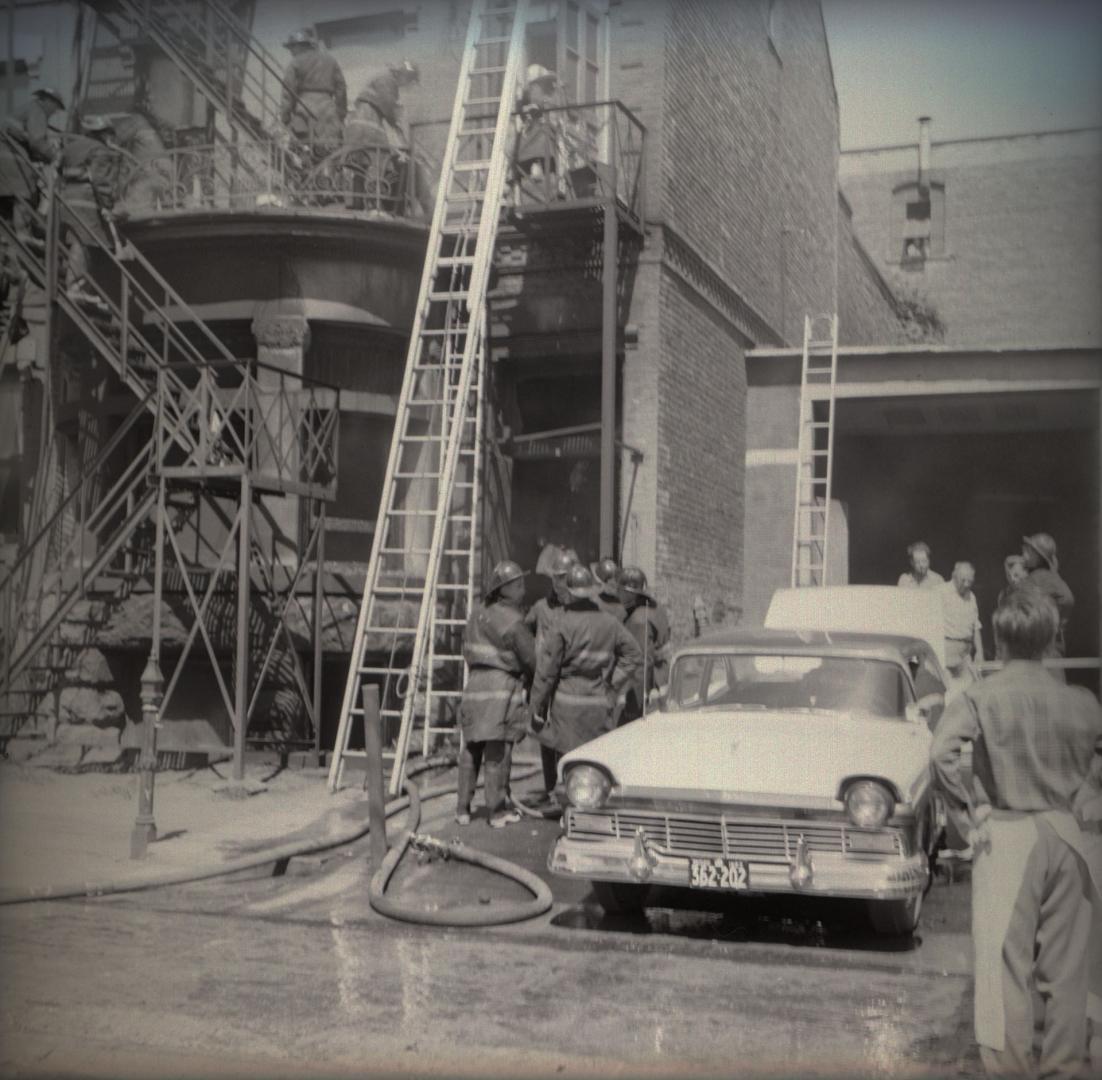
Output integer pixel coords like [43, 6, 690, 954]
[483, 757, 505, 820]
[455, 760, 477, 825]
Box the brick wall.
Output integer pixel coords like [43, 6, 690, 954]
[841, 129, 1102, 348]
[654, 0, 838, 345]
[653, 268, 746, 639]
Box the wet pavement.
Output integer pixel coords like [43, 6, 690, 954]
[0, 760, 983, 1078]
[0, 897, 978, 1079]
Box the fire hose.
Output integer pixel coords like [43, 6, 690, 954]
[368, 767, 553, 926]
[0, 756, 551, 920]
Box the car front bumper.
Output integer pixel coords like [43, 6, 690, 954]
[548, 835, 929, 901]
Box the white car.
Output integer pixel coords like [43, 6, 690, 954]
[547, 588, 953, 936]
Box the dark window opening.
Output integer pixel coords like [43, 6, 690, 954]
[894, 181, 945, 266]
[315, 11, 417, 50]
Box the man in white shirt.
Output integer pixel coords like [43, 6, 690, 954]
[898, 540, 945, 590]
[941, 561, 984, 686]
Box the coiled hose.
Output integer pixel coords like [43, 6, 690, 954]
[369, 768, 553, 926]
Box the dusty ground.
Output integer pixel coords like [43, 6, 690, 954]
[0, 759, 365, 894]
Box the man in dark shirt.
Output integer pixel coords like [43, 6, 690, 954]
[281, 30, 347, 165]
[1021, 532, 1074, 655]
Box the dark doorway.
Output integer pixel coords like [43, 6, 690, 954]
[833, 392, 1099, 662]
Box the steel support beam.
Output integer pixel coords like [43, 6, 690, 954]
[600, 205, 619, 559]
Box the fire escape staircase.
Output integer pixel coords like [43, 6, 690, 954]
[0, 145, 338, 750]
[328, 0, 528, 796]
[86, 0, 313, 174]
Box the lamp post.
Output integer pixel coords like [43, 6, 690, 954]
[130, 653, 163, 858]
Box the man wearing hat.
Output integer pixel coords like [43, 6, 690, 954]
[1, 87, 64, 218]
[513, 63, 563, 205]
[280, 29, 347, 165]
[58, 115, 120, 310]
[529, 564, 641, 779]
[345, 61, 431, 216]
[1021, 533, 1074, 656]
[592, 557, 626, 623]
[619, 565, 672, 724]
[456, 559, 537, 828]
[525, 546, 577, 802]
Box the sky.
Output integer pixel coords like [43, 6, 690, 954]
[821, 0, 1102, 149]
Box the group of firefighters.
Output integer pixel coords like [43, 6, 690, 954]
[454, 551, 670, 829]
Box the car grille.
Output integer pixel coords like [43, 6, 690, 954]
[565, 808, 903, 861]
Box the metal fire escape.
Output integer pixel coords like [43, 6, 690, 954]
[327, 0, 529, 796]
[790, 313, 839, 588]
[87, 0, 300, 132]
[0, 135, 337, 771]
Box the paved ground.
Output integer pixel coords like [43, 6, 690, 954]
[0, 752, 990, 1078]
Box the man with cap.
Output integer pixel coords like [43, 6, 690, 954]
[58, 115, 120, 310]
[525, 546, 576, 802]
[619, 565, 672, 725]
[513, 63, 563, 205]
[280, 30, 347, 165]
[344, 61, 430, 215]
[1021, 533, 1074, 656]
[456, 559, 537, 829]
[529, 564, 642, 784]
[1, 87, 64, 221]
[592, 557, 626, 623]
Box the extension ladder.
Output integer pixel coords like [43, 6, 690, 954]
[328, 0, 528, 795]
[790, 313, 839, 587]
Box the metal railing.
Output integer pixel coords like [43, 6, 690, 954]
[113, 100, 647, 225]
[509, 99, 646, 225]
[115, 133, 439, 219]
[0, 399, 158, 719]
[155, 359, 339, 500]
[95, 0, 312, 145]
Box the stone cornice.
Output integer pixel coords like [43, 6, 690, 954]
[251, 314, 311, 350]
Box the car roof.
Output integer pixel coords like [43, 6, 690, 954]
[673, 626, 937, 663]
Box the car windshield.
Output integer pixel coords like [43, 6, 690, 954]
[668, 652, 911, 721]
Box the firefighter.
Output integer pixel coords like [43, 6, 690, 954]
[529, 564, 642, 788]
[280, 30, 347, 165]
[592, 557, 627, 622]
[524, 547, 576, 801]
[345, 61, 430, 215]
[456, 559, 537, 829]
[59, 116, 120, 310]
[619, 565, 672, 725]
[1, 86, 63, 221]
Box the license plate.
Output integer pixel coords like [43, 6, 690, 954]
[688, 857, 749, 890]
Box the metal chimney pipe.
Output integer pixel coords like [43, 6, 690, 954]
[918, 116, 932, 191]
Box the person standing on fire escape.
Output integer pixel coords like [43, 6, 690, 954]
[280, 30, 347, 167]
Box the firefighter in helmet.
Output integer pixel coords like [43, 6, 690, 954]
[592, 557, 627, 622]
[619, 566, 672, 725]
[456, 559, 537, 828]
[529, 564, 642, 789]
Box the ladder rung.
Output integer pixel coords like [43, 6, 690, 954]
[435, 618, 468, 626]
[363, 625, 418, 635]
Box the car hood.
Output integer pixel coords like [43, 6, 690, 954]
[563, 709, 932, 808]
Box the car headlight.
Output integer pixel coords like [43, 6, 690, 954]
[564, 764, 612, 809]
[845, 780, 895, 828]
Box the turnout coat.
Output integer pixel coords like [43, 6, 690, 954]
[281, 50, 348, 157]
[59, 135, 119, 245]
[1, 99, 57, 200]
[458, 597, 537, 744]
[529, 600, 643, 754]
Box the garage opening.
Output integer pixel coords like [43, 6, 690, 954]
[831, 390, 1099, 663]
